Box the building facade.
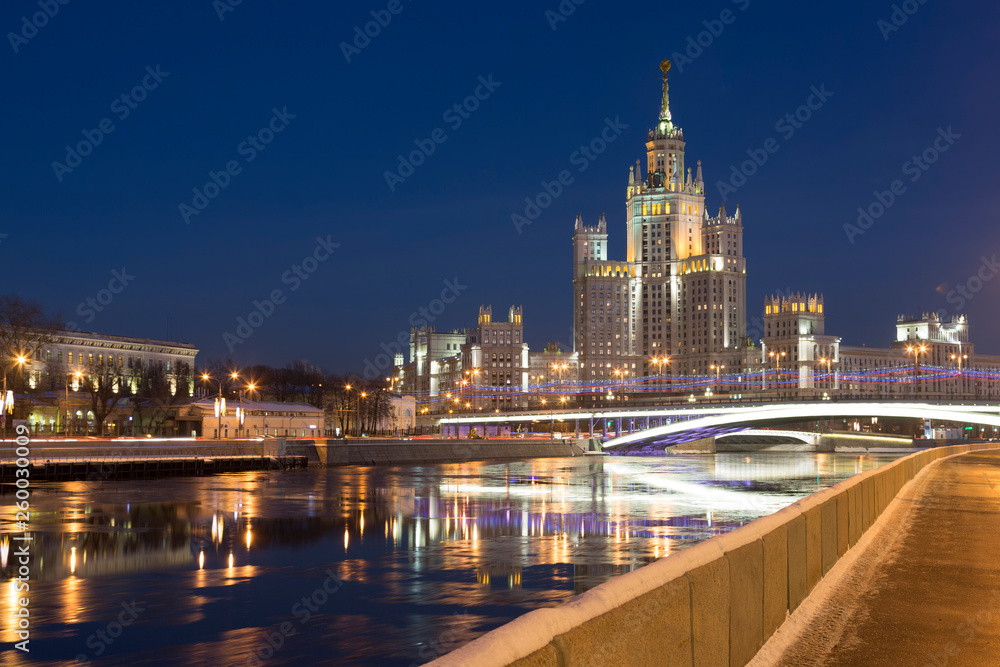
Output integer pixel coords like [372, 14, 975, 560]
[20, 329, 198, 434]
[395, 306, 530, 411]
[755, 300, 1000, 401]
[185, 398, 324, 439]
[573, 60, 749, 395]
[760, 293, 840, 398]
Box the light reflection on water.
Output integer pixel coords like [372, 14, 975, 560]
[0, 452, 899, 666]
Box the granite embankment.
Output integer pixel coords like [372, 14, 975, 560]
[431, 443, 1000, 667]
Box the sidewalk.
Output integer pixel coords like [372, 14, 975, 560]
[757, 450, 1000, 666]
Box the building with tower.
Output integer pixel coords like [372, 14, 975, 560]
[760, 293, 840, 398]
[573, 59, 749, 392]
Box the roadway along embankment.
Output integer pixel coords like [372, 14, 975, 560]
[430, 443, 1000, 667]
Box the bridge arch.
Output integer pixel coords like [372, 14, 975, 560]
[604, 402, 1000, 451]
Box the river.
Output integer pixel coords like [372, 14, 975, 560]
[0, 452, 902, 666]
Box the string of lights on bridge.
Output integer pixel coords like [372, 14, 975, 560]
[404, 365, 1000, 408]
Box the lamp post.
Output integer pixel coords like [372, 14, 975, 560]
[650, 356, 669, 401]
[359, 391, 367, 436]
[470, 367, 481, 412]
[768, 350, 786, 397]
[613, 368, 629, 403]
[906, 345, 927, 398]
[202, 372, 232, 439]
[951, 352, 968, 398]
[63, 370, 83, 436]
[710, 364, 725, 395]
[818, 357, 836, 394]
[242, 382, 257, 436]
[344, 384, 353, 435]
[1, 354, 28, 441]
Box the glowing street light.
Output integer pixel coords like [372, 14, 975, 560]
[2, 354, 28, 441]
[906, 345, 927, 396]
[768, 350, 786, 392]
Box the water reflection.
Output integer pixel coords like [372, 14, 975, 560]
[0, 453, 899, 666]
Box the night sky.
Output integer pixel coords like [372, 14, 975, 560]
[4, 1, 999, 374]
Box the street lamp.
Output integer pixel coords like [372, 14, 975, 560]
[951, 352, 969, 398]
[710, 364, 725, 394]
[64, 370, 83, 436]
[818, 357, 836, 393]
[613, 368, 629, 402]
[906, 345, 927, 397]
[768, 350, 786, 395]
[651, 355, 670, 400]
[202, 371, 234, 439]
[1, 354, 28, 441]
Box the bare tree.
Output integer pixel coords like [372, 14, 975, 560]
[130, 360, 193, 435]
[80, 362, 126, 435]
[0, 294, 62, 391]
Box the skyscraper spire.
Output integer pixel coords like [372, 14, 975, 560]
[659, 59, 672, 122]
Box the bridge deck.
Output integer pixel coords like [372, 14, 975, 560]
[755, 450, 1000, 666]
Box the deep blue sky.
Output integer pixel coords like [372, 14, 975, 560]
[3, 0, 999, 372]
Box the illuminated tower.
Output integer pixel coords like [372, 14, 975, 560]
[574, 60, 748, 388]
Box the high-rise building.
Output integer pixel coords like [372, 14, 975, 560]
[574, 60, 748, 387]
[462, 305, 529, 410]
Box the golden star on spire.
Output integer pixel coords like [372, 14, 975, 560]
[660, 59, 671, 76]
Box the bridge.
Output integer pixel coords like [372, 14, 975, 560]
[437, 400, 1000, 450]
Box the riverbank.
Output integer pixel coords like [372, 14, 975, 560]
[0, 437, 591, 477]
[289, 438, 588, 466]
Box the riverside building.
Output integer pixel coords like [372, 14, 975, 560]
[573, 60, 748, 394]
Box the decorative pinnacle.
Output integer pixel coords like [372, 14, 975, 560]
[659, 59, 672, 123]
